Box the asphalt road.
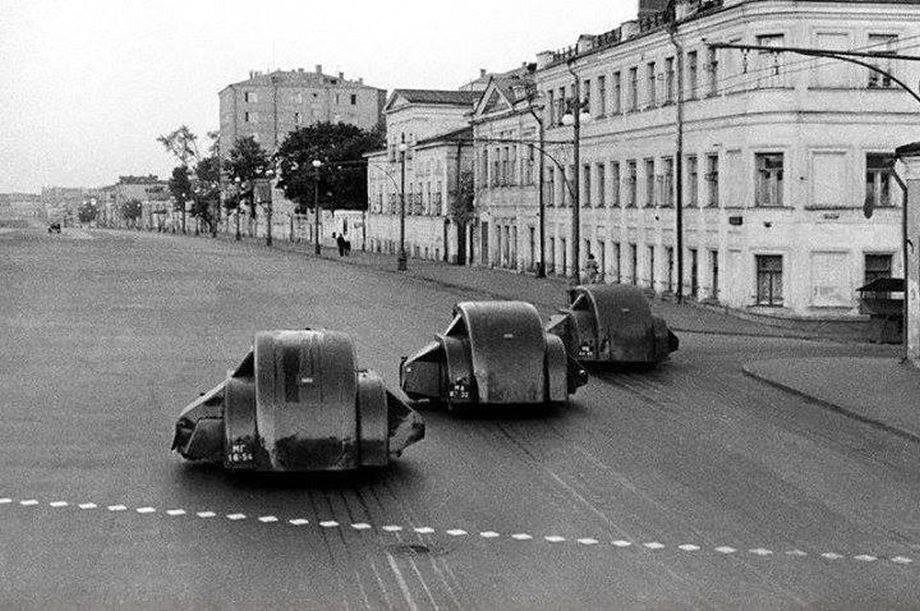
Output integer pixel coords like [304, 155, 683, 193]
[1, 226, 917, 609]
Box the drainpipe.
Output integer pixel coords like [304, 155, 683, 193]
[892, 168, 909, 360]
[669, 20, 686, 305]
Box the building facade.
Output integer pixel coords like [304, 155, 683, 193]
[365, 90, 478, 263]
[218, 66, 387, 155]
[518, 0, 920, 318]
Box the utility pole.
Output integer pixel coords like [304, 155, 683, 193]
[671, 25, 685, 304]
[566, 62, 583, 285]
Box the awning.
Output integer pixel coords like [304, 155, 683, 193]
[857, 277, 905, 293]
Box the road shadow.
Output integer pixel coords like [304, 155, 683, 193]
[412, 399, 569, 422]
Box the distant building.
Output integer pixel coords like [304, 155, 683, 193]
[218, 66, 387, 155]
[365, 88, 479, 262]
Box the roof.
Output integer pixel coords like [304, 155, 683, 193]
[222, 69, 380, 93]
[416, 126, 473, 147]
[390, 89, 481, 106]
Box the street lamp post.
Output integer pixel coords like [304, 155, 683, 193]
[233, 176, 242, 241]
[312, 159, 322, 255]
[397, 142, 408, 271]
[562, 67, 591, 286]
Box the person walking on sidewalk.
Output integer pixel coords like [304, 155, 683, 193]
[584, 253, 600, 284]
[334, 232, 346, 257]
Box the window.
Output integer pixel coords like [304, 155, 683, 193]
[707, 47, 718, 96]
[597, 163, 606, 208]
[648, 245, 656, 289]
[645, 158, 655, 207]
[661, 157, 674, 207]
[755, 153, 784, 207]
[612, 71, 621, 114]
[244, 91, 257, 103]
[501, 147, 509, 185]
[706, 154, 719, 207]
[756, 255, 784, 306]
[687, 155, 699, 207]
[583, 79, 591, 116]
[611, 162, 621, 207]
[866, 153, 896, 208]
[628, 67, 638, 111]
[547, 166, 555, 206]
[629, 243, 638, 285]
[755, 34, 786, 87]
[667, 247, 675, 293]
[868, 34, 897, 88]
[665, 57, 675, 104]
[525, 144, 535, 185]
[865, 254, 893, 285]
[597, 76, 607, 117]
[647, 62, 657, 107]
[294, 112, 301, 125]
[710, 250, 719, 299]
[583, 163, 591, 207]
[690, 249, 699, 298]
[687, 51, 699, 99]
[557, 87, 566, 126]
[612, 242, 621, 283]
[547, 90, 555, 125]
[627, 160, 637, 207]
[244, 111, 251, 122]
[350, 94, 357, 105]
[335, 94, 340, 105]
[510, 146, 518, 185]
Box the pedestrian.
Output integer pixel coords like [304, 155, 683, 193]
[585, 253, 599, 284]
[335, 232, 346, 257]
[343, 231, 352, 256]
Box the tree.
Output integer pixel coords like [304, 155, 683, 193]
[167, 165, 193, 233]
[191, 155, 221, 233]
[77, 201, 98, 224]
[225, 136, 270, 218]
[121, 198, 143, 227]
[275, 122, 384, 213]
[157, 126, 200, 167]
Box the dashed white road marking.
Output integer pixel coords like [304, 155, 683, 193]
[226, 513, 246, 521]
[20, 500, 38, 506]
[381, 525, 402, 532]
[612, 540, 632, 548]
[351, 522, 371, 530]
[479, 531, 500, 539]
[49, 501, 68, 508]
[578, 538, 599, 546]
[78, 503, 97, 510]
[166, 509, 186, 516]
[319, 520, 339, 528]
[0, 498, 11, 504]
[258, 516, 279, 523]
[892, 556, 913, 565]
[289, 519, 309, 526]
[511, 533, 533, 541]
[749, 548, 773, 556]
[785, 549, 807, 557]
[196, 511, 216, 518]
[821, 552, 843, 560]
[715, 546, 737, 554]
[544, 536, 566, 543]
[854, 555, 877, 562]
[678, 544, 700, 552]
[107, 505, 127, 512]
[446, 529, 467, 537]
[413, 527, 435, 534]
[643, 542, 665, 550]
[136, 507, 156, 514]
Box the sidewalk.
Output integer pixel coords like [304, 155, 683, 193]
[218, 233, 868, 342]
[743, 357, 920, 443]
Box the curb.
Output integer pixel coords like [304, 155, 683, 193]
[740, 365, 920, 445]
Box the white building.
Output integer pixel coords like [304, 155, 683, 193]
[365, 89, 478, 262]
[494, 0, 920, 318]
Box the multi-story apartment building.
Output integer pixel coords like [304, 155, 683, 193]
[365, 89, 479, 262]
[218, 66, 387, 155]
[469, 68, 544, 271]
[510, 0, 920, 318]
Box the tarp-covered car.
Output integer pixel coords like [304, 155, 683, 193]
[400, 301, 588, 409]
[545, 284, 678, 365]
[172, 329, 424, 471]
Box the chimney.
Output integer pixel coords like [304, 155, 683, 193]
[536, 50, 554, 69]
[576, 34, 596, 54]
[480, 68, 487, 78]
[338, 71, 344, 80]
[621, 20, 639, 39]
[249, 70, 254, 79]
[358, 77, 364, 84]
[298, 67, 304, 73]
[315, 64, 323, 74]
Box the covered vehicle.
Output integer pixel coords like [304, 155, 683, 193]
[545, 284, 678, 365]
[172, 329, 424, 471]
[400, 301, 588, 408]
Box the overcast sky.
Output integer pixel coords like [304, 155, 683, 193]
[0, 1, 635, 193]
